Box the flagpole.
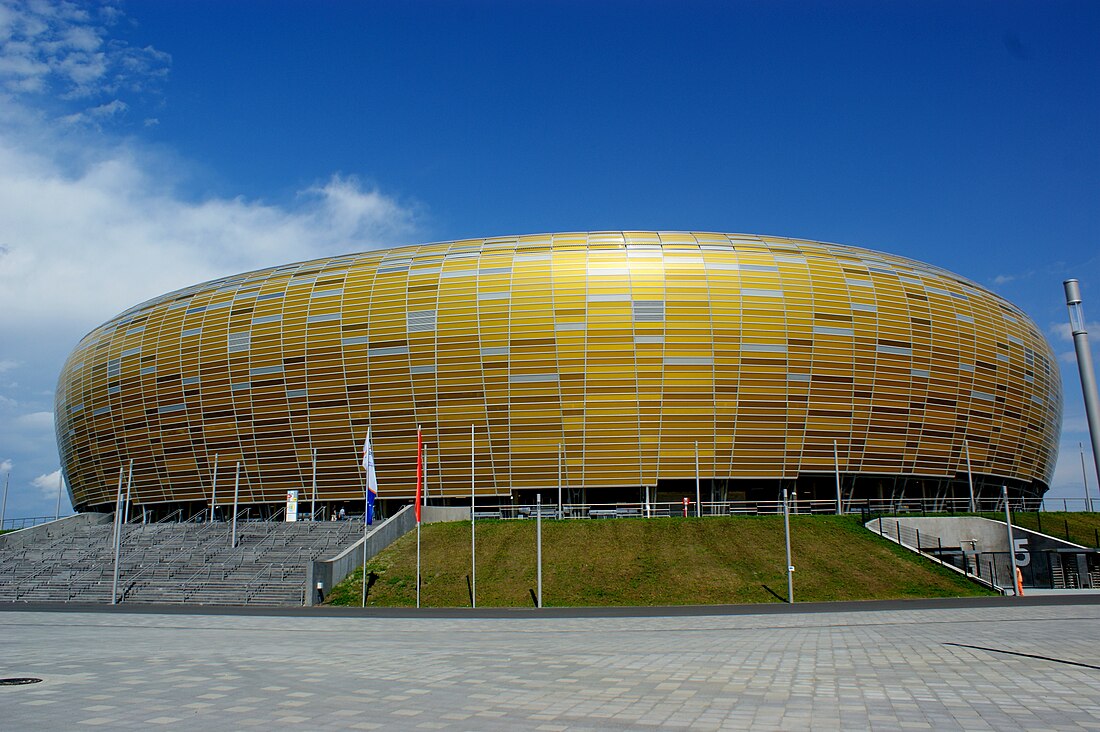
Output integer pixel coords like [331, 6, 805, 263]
[536, 493, 543, 608]
[471, 423, 476, 608]
[557, 443, 563, 519]
[311, 447, 318, 521]
[0, 471, 9, 531]
[210, 454, 220, 522]
[834, 439, 842, 515]
[695, 440, 701, 517]
[110, 464, 125, 605]
[416, 424, 423, 609]
[123, 459, 134, 525]
[964, 439, 975, 513]
[783, 487, 794, 604]
[55, 472, 64, 521]
[231, 462, 241, 548]
[361, 446, 369, 609]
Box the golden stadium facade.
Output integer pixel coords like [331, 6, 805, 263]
[55, 232, 1061, 513]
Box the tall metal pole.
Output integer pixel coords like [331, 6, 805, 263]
[110, 465, 125, 605]
[311, 448, 318, 521]
[1065, 279, 1100, 495]
[423, 442, 429, 507]
[1081, 443, 1093, 513]
[471, 424, 476, 608]
[361, 448, 370, 609]
[416, 423, 422, 610]
[964, 439, 976, 513]
[123, 459, 134, 524]
[1003, 485, 1019, 595]
[834, 439, 842, 515]
[0, 471, 9, 531]
[210, 453, 219, 522]
[230, 462, 241, 548]
[783, 487, 794, 604]
[695, 441, 701, 517]
[557, 443, 563, 519]
[55, 472, 64, 520]
[536, 493, 543, 608]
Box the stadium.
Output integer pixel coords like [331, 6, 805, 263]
[54, 232, 1062, 517]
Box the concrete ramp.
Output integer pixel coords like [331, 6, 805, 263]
[868, 515, 1100, 593]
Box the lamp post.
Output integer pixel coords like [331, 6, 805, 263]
[783, 488, 794, 603]
[1064, 280, 1100, 499]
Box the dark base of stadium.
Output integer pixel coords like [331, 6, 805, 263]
[77, 473, 1045, 522]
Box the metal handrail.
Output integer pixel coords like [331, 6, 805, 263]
[460, 495, 1060, 519]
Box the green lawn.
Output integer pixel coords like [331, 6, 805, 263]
[327, 515, 992, 607]
[997, 511, 1100, 548]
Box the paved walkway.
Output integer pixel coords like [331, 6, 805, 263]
[2, 600, 1099, 730]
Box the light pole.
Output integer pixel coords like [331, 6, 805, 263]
[1003, 485, 1019, 595]
[0, 471, 9, 531]
[1081, 443, 1093, 513]
[536, 494, 543, 608]
[1064, 280, 1100, 499]
[783, 488, 794, 603]
[833, 439, 842, 515]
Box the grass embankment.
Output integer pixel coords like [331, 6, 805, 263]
[326, 515, 992, 607]
[990, 511, 1100, 548]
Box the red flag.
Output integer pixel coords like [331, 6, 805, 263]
[414, 425, 423, 522]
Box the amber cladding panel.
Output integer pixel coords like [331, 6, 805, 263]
[55, 233, 1062, 509]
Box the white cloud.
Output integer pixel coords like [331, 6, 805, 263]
[1046, 439, 1099, 505]
[993, 274, 1016, 285]
[31, 468, 61, 499]
[15, 411, 53, 430]
[0, 458, 11, 473]
[0, 0, 169, 101]
[59, 97, 127, 127]
[0, 1, 423, 522]
[0, 134, 419, 327]
[1051, 321, 1100, 342]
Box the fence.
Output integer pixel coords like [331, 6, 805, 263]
[460, 495, 1092, 520]
[1, 515, 74, 532]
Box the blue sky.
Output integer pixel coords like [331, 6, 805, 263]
[1, 0, 1098, 519]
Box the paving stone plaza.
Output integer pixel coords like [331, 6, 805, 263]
[2, 599, 1099, 730]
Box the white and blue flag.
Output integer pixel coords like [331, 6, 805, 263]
[362, 428, 378, 525]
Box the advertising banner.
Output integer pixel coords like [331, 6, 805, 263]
[286, 489, 299, 522]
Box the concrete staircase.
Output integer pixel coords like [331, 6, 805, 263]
[0, 516, 366, 606]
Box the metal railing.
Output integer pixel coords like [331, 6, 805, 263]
[1, 515, 67, 531]
[868, 517, 1007, 594]
[462, 495, 1084, 519]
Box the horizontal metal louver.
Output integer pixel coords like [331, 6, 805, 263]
[227, 332, 251, 353]
[632, 300, 664, 322]
[407, 309, 437, 333]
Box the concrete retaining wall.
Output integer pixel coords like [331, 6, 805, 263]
[306, 505, 414, 605]
[304, 505, 472, 605]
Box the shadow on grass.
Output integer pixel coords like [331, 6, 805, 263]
[761, 584, 789, 603]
